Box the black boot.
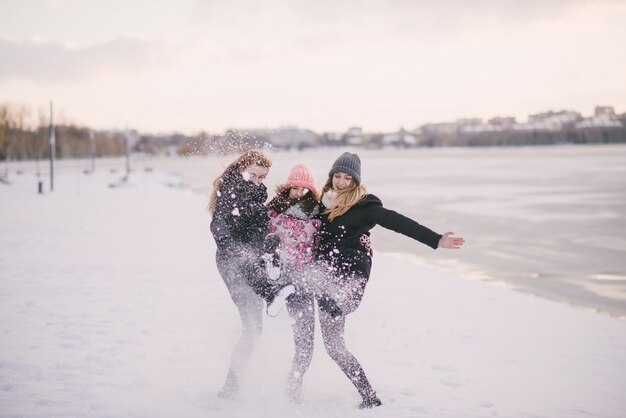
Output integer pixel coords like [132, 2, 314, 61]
[352, 367, 382, 409]
[266, 284, 296, 317]
[317, 295, 342, 318]
[358, 393, 382, 409]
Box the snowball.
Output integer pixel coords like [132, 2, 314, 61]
[242, 171, 251, 181]
[232, 207, 240, 216]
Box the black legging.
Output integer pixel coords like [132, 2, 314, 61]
[285, 265, 376, 400]
[319, 309, 376, 400]
[285, 292, 315, 396]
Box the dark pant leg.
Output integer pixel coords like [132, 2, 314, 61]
[285, 292, 315, 400]
[216, 253, 264, 396]
[319, 310, 377, 401]
[306, 261, 369, 316]
[218, 246, 274, 300]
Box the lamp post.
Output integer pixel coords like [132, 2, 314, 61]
[48, 101, 55, 191]
[89, 130, 96, 173]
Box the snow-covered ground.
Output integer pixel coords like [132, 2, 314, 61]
[1, 158, 625, 418]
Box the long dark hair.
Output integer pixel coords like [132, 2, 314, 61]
[266, 185, 319, 215]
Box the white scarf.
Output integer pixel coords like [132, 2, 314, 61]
[322, 189, 338, 209]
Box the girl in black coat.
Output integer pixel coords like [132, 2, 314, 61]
[208, 150, 294, 399]
[314, 152, 465, 408]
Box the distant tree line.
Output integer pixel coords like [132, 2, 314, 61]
[3, 102, 625, 161]
[0, 103, 126, 161]
[419, 124, 626, 147]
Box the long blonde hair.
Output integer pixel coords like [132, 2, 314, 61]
[321, 175, 366, 221]
[208, 150, 272, 214]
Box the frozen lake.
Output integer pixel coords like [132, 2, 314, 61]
[7, 144, 626, 318]
[150, 144, 626, 319]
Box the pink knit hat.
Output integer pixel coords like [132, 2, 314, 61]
[284, 163, 318, 196]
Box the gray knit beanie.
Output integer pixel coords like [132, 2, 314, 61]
[328, 152, 361, 184]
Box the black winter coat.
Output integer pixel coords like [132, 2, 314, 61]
[210, 172, 269, 254]
[317, 194, 441, 279]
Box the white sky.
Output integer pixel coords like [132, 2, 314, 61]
[1, 0, 625, 134]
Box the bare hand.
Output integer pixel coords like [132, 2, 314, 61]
[438, 232, 465, 249]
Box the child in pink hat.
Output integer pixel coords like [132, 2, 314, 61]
[282, 163, 319, 197]
[265, 164, 320, 270]
[263, 163, 341, 401]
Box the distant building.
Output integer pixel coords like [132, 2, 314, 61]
[321, 132, 344, 146]
[525, 110, 581, 131]
[488, 117, 516, 127]
[267, 127, 319, 149]
[382, 127, 419, 147]
[419, 122, 461, 146]
[595, 106, 616, 116]
[575, 115, 622, 129]
[573, 106, 622, 129]
[344, 127, 365, 146]
[574, 106, 623, 143]
[456, 118, 482, 126]
[421, 122, 458, 135]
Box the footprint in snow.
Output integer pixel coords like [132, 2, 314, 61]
[438, 378, 467, 389]
[399, 388, 417, 396]
[430, 364, 457, 373]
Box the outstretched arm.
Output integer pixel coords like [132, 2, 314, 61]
[438, 231, 465, 249]
[366, 197, 442, 249]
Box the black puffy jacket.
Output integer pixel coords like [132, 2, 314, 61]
[210, 172, 269, 253]
[317, 194, 441, 279]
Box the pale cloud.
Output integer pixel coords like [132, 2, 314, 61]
[45, 0, 72, 11]
[0, 37, 180, 82]
[0, 0, 624, 133]
[189, 0, 600, 38]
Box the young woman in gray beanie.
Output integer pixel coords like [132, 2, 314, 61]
[313, 151, 465, 409]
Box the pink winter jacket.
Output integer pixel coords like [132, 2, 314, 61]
[267, 203, 321, 267]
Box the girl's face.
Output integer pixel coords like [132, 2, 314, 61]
[332, 172, 353, 192]
[288, 186, 308, 200]
[242, 164, 269, 186]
